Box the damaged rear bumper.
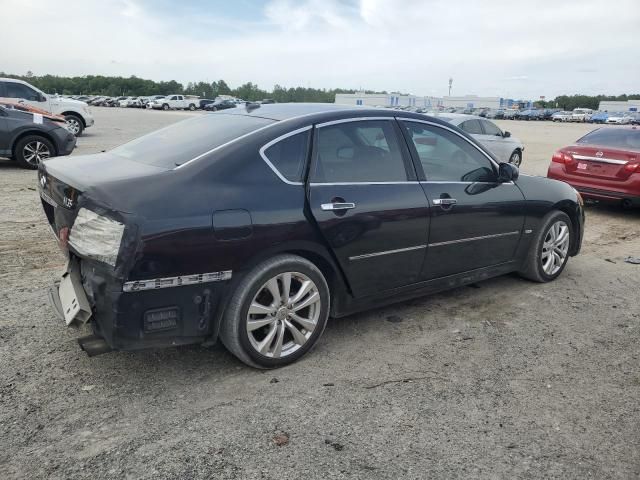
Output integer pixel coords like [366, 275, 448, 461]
[48, 256, 232, 356]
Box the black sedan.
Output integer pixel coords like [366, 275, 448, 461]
[39, 104, 584, 367]
[1, 104, 76, 169]
[203, 99, 237, 111]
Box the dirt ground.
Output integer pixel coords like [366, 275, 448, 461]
[1, 108, 639, 479]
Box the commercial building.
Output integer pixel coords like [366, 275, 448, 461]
[334, 92, 531, 109]
[334, 93, 443, 108]
[597, 99, 640, 112]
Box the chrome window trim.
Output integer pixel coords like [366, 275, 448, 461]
[259, 125, 312, 186]
[396, 117, 501, 169]
[174, 121, 277, 170]
[310, 181, 420, 186]
[316, 116, 395, 128]
[349, 244, 426, 261]
[419, 180, 515, 185]
[572, 154, 628, 165]
[428, 230, 520, 247]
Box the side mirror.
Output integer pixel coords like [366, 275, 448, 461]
[497, 162, 519, 182]
[503, 131, 511, 138]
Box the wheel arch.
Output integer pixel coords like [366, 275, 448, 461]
[552, 199, 582, 256]
[11, 130, 58, 158]
[209, 240, 351, 342]
[61, 111, 86, 126]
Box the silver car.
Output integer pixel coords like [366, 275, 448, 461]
[434, 113, 525, 166]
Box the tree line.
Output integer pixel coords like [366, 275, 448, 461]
[3, 72, 639, 108]
[0, 72, 381, 103]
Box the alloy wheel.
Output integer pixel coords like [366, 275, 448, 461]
[509, 151, 522, 167]
[541, 220, 570, 275]
[23, 141, 51, 166]
[246, 272, 321, 359]
[65, 118, 81, 135]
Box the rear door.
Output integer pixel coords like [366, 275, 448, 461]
[399, 119, 526, 280]
[308, 118, 430, 297]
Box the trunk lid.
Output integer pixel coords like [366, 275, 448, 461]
[38, 152, 167, 232]
[564, 144, 639, 181]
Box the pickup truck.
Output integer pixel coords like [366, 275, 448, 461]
[0, 77, 94, 136]
[551, 111, 573, 122]
[147, 95, 197, 111]
[570, 108, 593, 122]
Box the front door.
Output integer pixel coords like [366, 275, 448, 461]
[308, 118, 430, 297]
[399, 119, 526, 280]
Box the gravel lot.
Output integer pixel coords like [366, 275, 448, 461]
[1, 108, 639, 479]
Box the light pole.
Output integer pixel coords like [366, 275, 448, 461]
[448, 78, 453, 97]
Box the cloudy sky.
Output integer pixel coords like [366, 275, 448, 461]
[1, 0, 638, 99]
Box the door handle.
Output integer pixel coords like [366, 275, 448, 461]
[321, 202, 356, 211]
[432, 198, 457, 206]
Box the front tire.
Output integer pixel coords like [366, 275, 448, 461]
[519, 211, 572, 282]
[162, 103, 169, 111]
[219, 254, 330, 368]
[64, 114, 84, 136]
[14, 135, 55, 169]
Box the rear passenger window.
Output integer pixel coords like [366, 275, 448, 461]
[461, 120, 483, 134]
[312, 120, 408, 183]
[263, 130, 310, 183]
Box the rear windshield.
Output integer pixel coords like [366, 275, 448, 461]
[577, 128, 640, 151]
[111, 114, 274, 168]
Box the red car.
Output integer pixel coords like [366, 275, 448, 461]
[547, 126, 640, 207]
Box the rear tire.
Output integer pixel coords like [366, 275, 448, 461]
[219, 254, 330, 368]
[14, 135, 55, 169]
[162, 103, 169, 111]
[188, 103, 196, 111]
[509, 150, 522, 167]
[519, 211, 572, 282]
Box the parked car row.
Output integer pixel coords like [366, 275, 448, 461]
[67, 94, 256, 111]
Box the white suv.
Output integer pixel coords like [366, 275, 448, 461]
[0, 78, 95, 136]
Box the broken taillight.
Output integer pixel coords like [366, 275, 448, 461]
[59, 227, 69, 249]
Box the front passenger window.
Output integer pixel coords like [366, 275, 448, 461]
[402, 121, 497, 183]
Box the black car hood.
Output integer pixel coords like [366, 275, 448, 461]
[43, 152, 167, 191]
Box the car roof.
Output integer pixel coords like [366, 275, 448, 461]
[0, 77, 28, 84]
[223, 103, 468, 128]
[422, 112, 484, 125]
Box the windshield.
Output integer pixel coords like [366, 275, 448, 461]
[111, 113, 274, 168]
[576, 128, 640, 151]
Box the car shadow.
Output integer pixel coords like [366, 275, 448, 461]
[585, 201, 640, 218]
[74, 273, 520, 385]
